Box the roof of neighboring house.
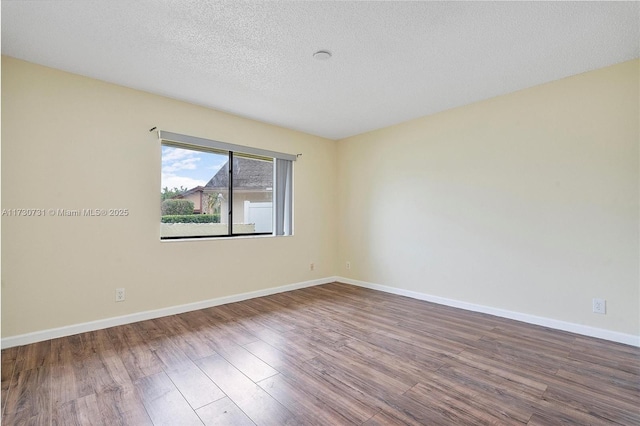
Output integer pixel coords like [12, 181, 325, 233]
[172, 157, 273, 199]
[174, 186, 205, 198]
[204, 157, 273, 190]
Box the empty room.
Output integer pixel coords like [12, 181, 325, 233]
[1, 1, 639, 425]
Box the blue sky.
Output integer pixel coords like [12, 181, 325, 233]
[161, 146, 227, 191]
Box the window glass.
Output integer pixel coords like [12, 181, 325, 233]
[160, 145, 229, 238]
[231, 155, 274, 235]
[160, 142, 286, 239]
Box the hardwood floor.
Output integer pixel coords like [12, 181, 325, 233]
[2, 282, 639, 425]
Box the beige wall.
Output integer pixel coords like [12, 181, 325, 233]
[2, 56, 638, 341]
[1, 57, 338, 337]
[337, 60, 639, 336]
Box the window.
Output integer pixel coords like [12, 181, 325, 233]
[158, 131, 294, 239]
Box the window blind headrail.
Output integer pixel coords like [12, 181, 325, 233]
[158, 130, 297, 162]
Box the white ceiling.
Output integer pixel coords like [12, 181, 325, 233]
[2, 1, 639, 140]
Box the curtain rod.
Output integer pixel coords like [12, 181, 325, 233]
[151, 128, 298, 162]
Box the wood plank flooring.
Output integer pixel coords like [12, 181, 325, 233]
[2, 282, 639, 425]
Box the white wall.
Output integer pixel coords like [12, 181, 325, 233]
[337, 60, 639, 337]
[1, 57, 337, 338]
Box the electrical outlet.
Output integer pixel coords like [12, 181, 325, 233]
[346, 261, 351, 270]
[115, 288, 125, 302]
[309, 262, 314, 271]
[592, 298, 606, 314]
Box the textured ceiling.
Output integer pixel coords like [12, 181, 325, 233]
[2, 1, 639, 140]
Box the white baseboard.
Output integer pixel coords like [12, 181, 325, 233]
[4, 275, 638, 349]
[338, 277, 640, 347]
[0, 277, 336, 349]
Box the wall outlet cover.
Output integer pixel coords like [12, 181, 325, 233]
[116, 288, 125, 302]
[592, 298, 606, 314]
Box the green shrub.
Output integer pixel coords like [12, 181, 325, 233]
[161, 199, 194, 215]
[161, 214, 220, 223]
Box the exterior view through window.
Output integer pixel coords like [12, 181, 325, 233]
[158, 131, 295, 239]
[161, 145, 277, 239]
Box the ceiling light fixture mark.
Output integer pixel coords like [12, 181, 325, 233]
[313, 50, 332, 61]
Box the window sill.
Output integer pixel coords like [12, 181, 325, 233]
[160, 234, 292, 242]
